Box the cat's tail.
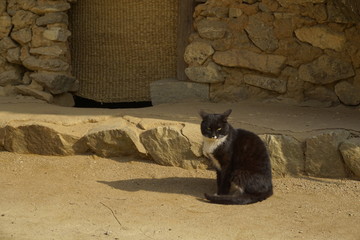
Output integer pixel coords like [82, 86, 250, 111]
[204, 190, 273, 205]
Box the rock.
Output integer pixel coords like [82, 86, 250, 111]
[3, 123, 84, 155]
[0, 37, 17, 53]
[184, 41, 214, 65]
[280, 67, 304, 100]
[259, 0, 280, 12]
[11, 10, 37, 31]
[0, 68, 22, 86]
[245, 13, 279, 52]
[196, 19, 227, 40]
[277, 0, 325, 7]
[150, 78, 209, 105]
[213, 49, 286, 75]
[327, 0, 359, 23]
[305, 130, 350, 178]
[84, 118, 144, 158]
[0, 14, 12, 38]
[0, 1, 6, 14]
[53, 92, 75, 107]
[181, 123, 204, 158]
[36, 12, 69, 26]
[10, 28, 32, 45]
[185, 62, 224, 83]
[23, 56, 69, 72]
[30, 1, 71, 14]
[6, 47, 21, 64]
[29, 45, 66, 57]
[304, 86, 339, 105]
[275, 38, 323, 68]
[15, 85, 54, 103]
[340, 138, 360, 178]
[295, 25, 346, 52]
[334, 81, 360, 106]
[30, 71, 75, 94]
[244, 74, 287, 93]
[200, 7, 229, 18]
[260, 134, 304, 177]
[299, 55, 355, 85]
[43, 27, 71, 42]
[31, 26, 53, 47]
[229, 8, 243, 18]
[140, 126, 207, 169]
[7, 0, 36, 16]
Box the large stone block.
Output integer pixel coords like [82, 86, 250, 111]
[30, 45, 66, 57]
[0, 68, 22, 86]
[213, 49, 286, 75]
[0, 37, 17, 53]
[36, 12, 68, 26]
[334, 81, 360, 106]
[340, 138, 360, 178]
[150, 78, 209, 105]
[140, 126, 207, 169]
[244, 74, 287, 93]
[10, 28, 32, 45]
[184, 41, 214, 65]
[3, 123, 85, 155]
[277, 0, 325, 7]
[11, 10, 37, 30]
[0, 14, 12, 39]
[305, 130, 350, 178]
[84, 118, 144, 158]
[30, 71, 75, 94]
[245, 13, 279, 52]
[30, 1, 71, 14]
[260, 134, 304, 177]
[295, 25, 346, 51]
[299, 55, 355, 85]
[185, 62, 224, 83]
[14, 85, 53, 103]
[23, 56, 69, 72]
[43, 27, 71, 42]
[196, 19, 227, 40]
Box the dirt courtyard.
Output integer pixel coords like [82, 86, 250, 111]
[0, 152, 359, 240]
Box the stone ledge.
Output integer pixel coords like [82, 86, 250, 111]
[1, 115, 359, 179]
[150, 78, 209, 105]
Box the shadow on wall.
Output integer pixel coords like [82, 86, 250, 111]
[98, 177, 215, 198]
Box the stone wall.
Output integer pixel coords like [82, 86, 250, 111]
[185, 0, 360, 106]
[1, 0, 360, 106]
[0, 0, 76, 105]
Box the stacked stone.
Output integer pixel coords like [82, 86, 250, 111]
[185, 0, 360, 106]
[1, 117, 360, 178]
[0, 0, 76, 105]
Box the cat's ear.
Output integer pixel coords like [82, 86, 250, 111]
[222, 109, 232, 121]
[199, 110, 208, 119]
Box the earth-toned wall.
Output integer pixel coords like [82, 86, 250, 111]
[1, 0, 360, 106]
[0, 0, 76, 105]
[185, 0, 360, 106]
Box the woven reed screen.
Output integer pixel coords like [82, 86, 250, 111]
[69, 1, 179, 103]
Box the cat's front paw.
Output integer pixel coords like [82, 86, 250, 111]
[204, 193, 218, 200]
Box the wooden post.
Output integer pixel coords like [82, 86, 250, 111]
[177, 0, 195, 81]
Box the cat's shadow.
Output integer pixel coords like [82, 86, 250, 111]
[98, 177, 215, 198]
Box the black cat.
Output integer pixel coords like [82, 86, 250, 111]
[199, 109, 273, 205]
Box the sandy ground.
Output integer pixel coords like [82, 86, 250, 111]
[0, 152, 359, 240]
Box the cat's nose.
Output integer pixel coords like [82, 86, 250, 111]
[211, 135, 218, 139]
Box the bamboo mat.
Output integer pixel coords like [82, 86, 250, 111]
[69, 0, 178, 103]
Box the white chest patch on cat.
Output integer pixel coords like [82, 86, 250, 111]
[202, 136, 227, 170]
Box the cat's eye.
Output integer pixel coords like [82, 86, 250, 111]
[217, 128, 222, 131]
